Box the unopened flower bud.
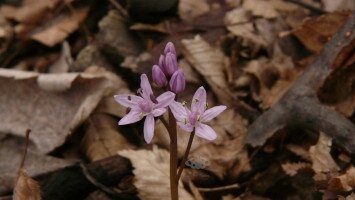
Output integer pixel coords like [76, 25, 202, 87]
[152, 65, 167, 87]
[164, 42, 176, 55]
[169, 70, 185, 94]
[164, 52, 178, 76]
[158, 55, 165, 71]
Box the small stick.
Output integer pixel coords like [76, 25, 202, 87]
[197, 183, 240, 192]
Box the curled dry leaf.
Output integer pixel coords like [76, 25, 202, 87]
[118, 146, 194, 200]
[0, 69, 113, 153]
[281, 162, 311, 176]
[13, 169, 41, 200]
[309, 132, 340, 173]
[181, 35, 233, 105]
[48, 41, 73, 73]
[178, 0, 210, 21]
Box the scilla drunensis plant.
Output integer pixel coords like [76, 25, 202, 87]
[114, 42, 226, 200]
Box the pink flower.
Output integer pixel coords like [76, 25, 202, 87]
[169, 87, 226, 140]
[152, 65, 167, 87]
[114, 74, 175, 143]
[169, 69, 185, 94]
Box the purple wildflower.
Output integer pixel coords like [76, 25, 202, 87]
[169, 87, 226, 140]
[164, 41, 176, 55]
[164, 52, 178, 76]
[114, 74, 175, 143]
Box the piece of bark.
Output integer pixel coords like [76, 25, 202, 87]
[245, 12, 355, 155]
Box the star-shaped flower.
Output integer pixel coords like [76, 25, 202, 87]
[169, 87, 226, 140]
[114, 74, 175, 143]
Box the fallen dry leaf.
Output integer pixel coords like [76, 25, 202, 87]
[224, 8, 267, 47]
[322, 0, 355, 12]
[327, 166, 355, 192]
[98, 10, 141, 57]
[309, 132, 340, 173]
[0, 0, 60, 24]
[30, 7, 89, 47]
[118, 146, 194, 200]
[181, 35, 233, 105]
[81, 113, 135, 161]
[242, 48, 298, 109]
[0, 69, 113, 153]
[243, 0, 278, 19]
[13, 169, 41, 200]
[293, 11, 351, 53]
[48, 41, 73, 73]
[178, 0, 210, 21]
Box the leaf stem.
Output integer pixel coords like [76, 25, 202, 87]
[177, 130, 195, 182]
[19, 129, 31, 171]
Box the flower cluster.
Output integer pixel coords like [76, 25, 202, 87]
[114, 42, 226, 143]
[152, 42, 185, 94]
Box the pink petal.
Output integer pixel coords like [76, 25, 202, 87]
[140, 74, 153, 100]
[114, 94, 143, 107]
[156, 91, 175, 108]
[195, 123, 217, 140]
[200, 105, 227, 122]
[169, 101, 188, 122]
[177, 122, 194, 132]
[191, 86, 207, 113]
[152, 108, 166, 117]
[144, 115, 155, 143]
[118, 110, 142, 125]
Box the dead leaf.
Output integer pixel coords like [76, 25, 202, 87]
[242, 48, 298, 109]
[224, 8, 267, 47]
[293, 11, 351, 53]
[322, 0, 355, 12]
[121, 52, 152, 73]
[243, 0, 278, 19]
[98, 10, 141, 57]
[81, 113, 135, 161]
[181, 35, 233, 105]
[118, 146, 194, 200]
[0, 69, 113, 153]
[30, 8, 89, 47]
[0, 14, 13, 54]
[281, 162, 311, 176]
[48, 41, 73, 73]
[327, 166, 355, 192]
[73, 45, 112, 72]
[309, 132, 340, 173]
[13, 169, 41, 200]
[0, 0, 60, 24]
[178, 0, 210, 21]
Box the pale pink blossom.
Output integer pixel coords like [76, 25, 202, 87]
[114, 74, 175, 143]
[169, 87, 226, 140]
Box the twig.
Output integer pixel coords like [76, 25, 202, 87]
[106, 0, 128, 18]
[245, 11, 355, 155]
[177, 131, 195, 182]
[197, 183, 240, 192]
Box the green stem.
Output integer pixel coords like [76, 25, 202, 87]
[176, 130, 195, 182]
[168, 109, 178, 200]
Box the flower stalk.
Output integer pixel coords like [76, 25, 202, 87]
[177, 130, 195, 182]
